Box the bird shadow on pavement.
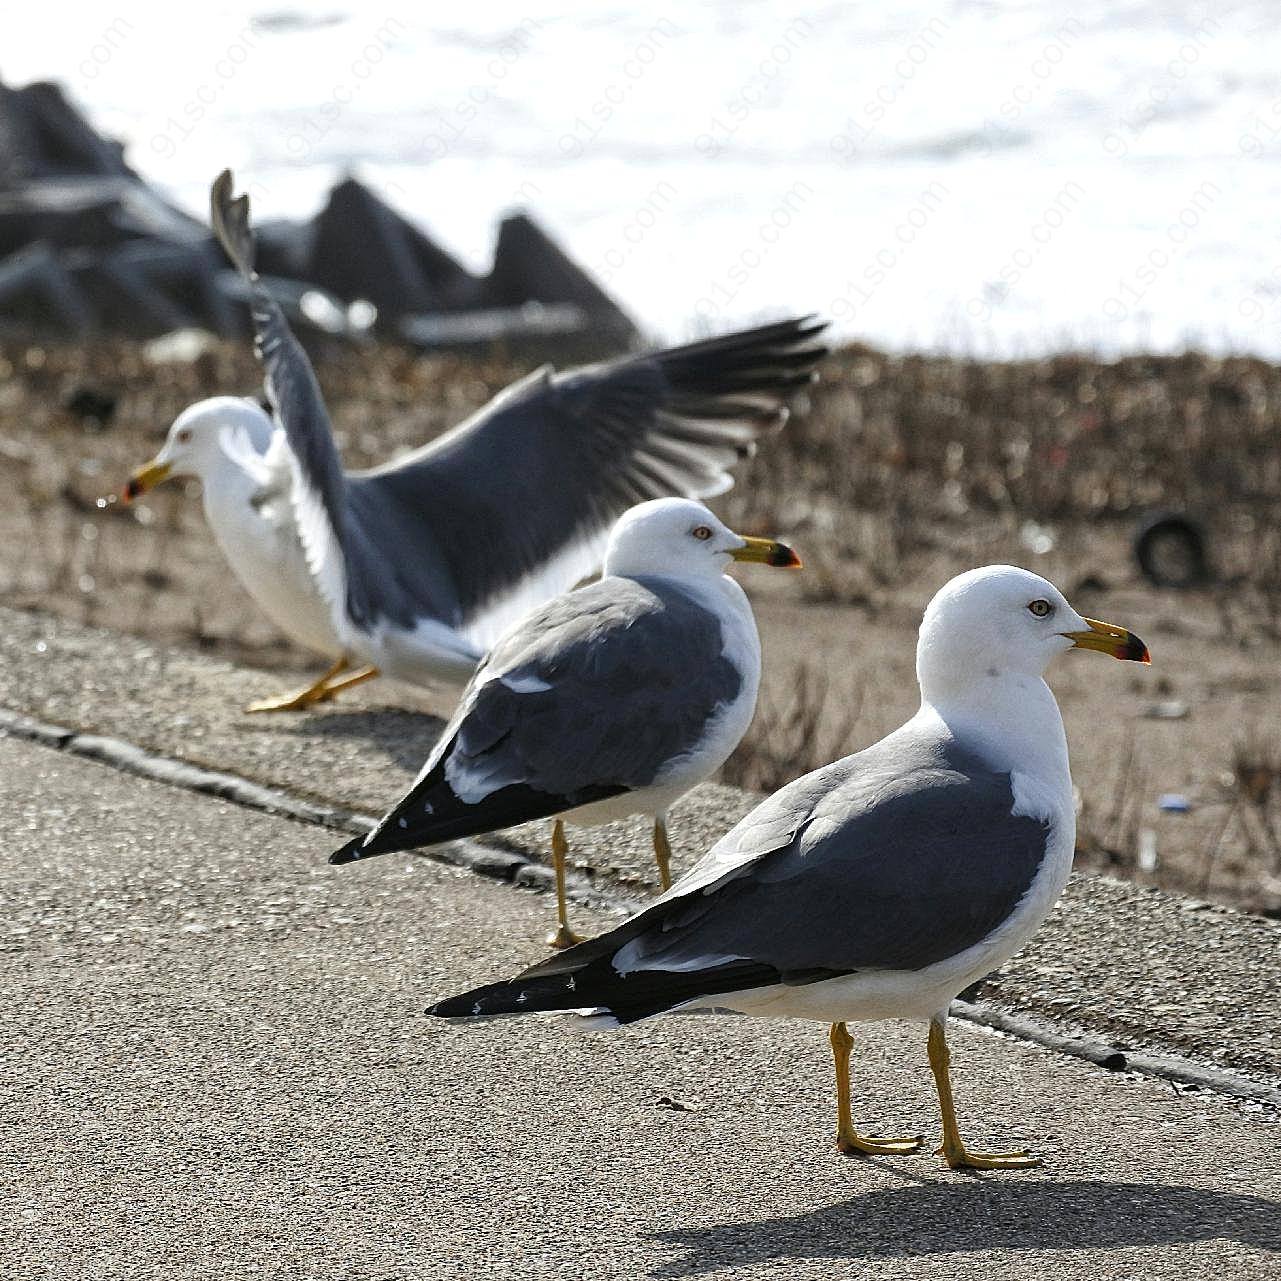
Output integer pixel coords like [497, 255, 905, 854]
[645, 1179, 1281, 1277]
[277, 707, 447, 774]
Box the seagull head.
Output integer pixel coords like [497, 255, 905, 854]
[602, 497, 802, 581]
[917, 565, 1149, 702]
[121, 397, 274, 501]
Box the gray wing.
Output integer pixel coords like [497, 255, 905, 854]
[330, 576, 745, 863]
[211, 170, 461, 630]
[523, 727, 1051, 985]
[215, 170, 826, 637]
[346, 316, 829, 641]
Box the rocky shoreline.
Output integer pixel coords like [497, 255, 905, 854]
[0, 75, 635, 359]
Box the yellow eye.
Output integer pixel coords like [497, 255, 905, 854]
[1028, 599, 1052, 617]
[692, 525, 713, 541]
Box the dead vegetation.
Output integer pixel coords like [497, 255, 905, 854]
[720, 661, 867, 794]
[6, 336, 1281, 915]
[722, 345, 1281, 620]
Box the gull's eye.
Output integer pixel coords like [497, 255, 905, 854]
[1028, 598, 1052, 618]
[691, 525, 713, 541]
[177, 428, 193, 444]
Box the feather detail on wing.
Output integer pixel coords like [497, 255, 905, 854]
[430, 728, 1053, 1024]
[348, 316, 829, 644]
[330, 576, 743, 865]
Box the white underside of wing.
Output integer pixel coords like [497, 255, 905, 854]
[279, 434, 352, 650]
[349, 612, 483, 686]
[460, 525, 611, 652]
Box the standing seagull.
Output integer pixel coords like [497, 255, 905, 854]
[330, 498, 801, 947]
[123, 169, 827, 713]
[429, 566, 1150, 1168]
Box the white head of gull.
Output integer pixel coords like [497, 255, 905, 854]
[129, 395, 274, 493]
[125, 396, 343, 667]
[603, 496, 798, 578]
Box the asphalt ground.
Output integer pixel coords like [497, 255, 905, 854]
[3, 736, 1280, 1281]
[3, 604, 1279, 1089]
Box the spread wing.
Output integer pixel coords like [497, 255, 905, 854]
[214, 169, 828, 645]
[347, 316, 828, 644]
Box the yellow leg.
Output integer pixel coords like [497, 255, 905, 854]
[245, 658, 378, 713]
[830, 1022, 923, 1156]
[927, 1014, 1040, 1170]
[546, 819, 584, 950]
[315, 664, 379, 698]
[652, 815, 673, 890]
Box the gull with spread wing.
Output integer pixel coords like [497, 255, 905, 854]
[123, 170, 827, 713]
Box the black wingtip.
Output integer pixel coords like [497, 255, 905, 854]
[328, 835, 367, 866]
[428, 986, 508, 1019]
[210, 167, 257, 281]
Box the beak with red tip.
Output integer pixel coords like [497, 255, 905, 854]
[1062, 616, 1151, 664]
[121, 458, 173, 503]
[730, 536, 803, 569]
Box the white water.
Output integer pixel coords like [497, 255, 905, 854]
[8, 2, 1280, 357]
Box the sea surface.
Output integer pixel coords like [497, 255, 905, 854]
[9, 2, 1281, 356]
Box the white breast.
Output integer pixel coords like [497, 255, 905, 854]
[200, 458, 344, 659]
[567, 574, 761, 829]
[652, 575, 761, 789]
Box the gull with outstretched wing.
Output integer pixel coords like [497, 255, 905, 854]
[123, 170, 827, 712]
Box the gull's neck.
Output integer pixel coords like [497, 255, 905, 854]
[917, 673, 1071, 791]
[620, 566, 750, 617]
[198, 447, 262, 515]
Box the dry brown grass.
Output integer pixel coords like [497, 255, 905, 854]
[722, 345, 1281, 622]
[6, 335, 1281, 915]
[720, 660, 868, 794]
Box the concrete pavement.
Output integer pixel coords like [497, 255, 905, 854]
[3, 735, 1280, 1280]
[3, 604, 1280, 1091]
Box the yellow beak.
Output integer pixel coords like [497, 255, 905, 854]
[729, 536, 803, 569]
[1062, 616, 1150, 663]
[122, 458, 173, 503]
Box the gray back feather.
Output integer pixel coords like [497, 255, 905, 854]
[527, 725, 1050, 981]
[447, 575, 744, 798]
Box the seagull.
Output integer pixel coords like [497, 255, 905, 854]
[122, 169, 828, 714]
[330, 497, 802, 947]
[429, 565, 1150, 1168]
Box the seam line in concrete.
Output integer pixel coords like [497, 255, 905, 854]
[4, 702, 1278, 1113]
[0, 706, 634, 909]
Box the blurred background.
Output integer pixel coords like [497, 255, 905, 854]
[4, 2, 1273, 353]
[5, 3, 1281, 915]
